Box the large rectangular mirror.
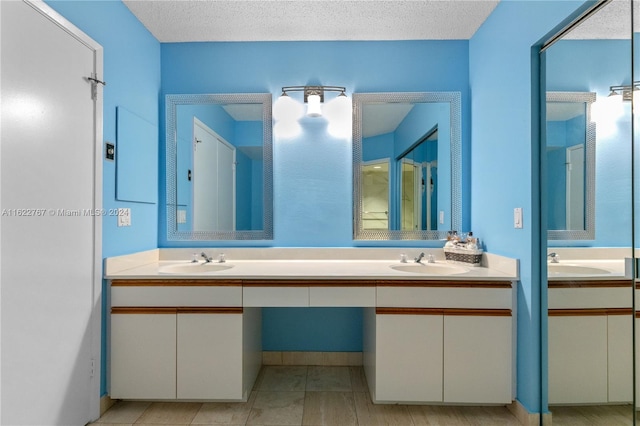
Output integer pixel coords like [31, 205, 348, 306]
[546, 91, 596, 240]
[165, 93, 273, 240]
[353, 92, 461, 240]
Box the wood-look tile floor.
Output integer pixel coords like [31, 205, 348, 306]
[90, 366, 522, 425]
[549, 404, 634, 425]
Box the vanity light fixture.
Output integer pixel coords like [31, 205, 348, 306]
[608, 82, 640, 102]
[274, 85, 347, 117]
[273, 85, 352, 139]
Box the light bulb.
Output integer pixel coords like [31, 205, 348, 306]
[591, 94, 624, 138]
[273, 94, 303, 121]
[306, 94, 322, 117]
[324, 93, 351, 123]
[324, 93, 351, 138]
[274, 120, 302, 139]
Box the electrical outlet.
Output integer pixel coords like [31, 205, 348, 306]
[117, 208, 131, 227]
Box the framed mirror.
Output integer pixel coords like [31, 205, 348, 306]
[546, 91, 595, 240]
[353, 92, 461, 240]
[165, 93, 273, 240]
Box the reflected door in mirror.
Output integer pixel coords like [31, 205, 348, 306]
[166, 93, 273, 241]
[193, 118, 235, 231]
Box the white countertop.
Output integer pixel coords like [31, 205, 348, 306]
[106, 259, 517, 280]
[104, 248, 519, 281]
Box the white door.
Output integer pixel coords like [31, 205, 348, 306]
[1, 1, 103, 424]
[193, 118, 235, 231]
[193, 120, 219, 231]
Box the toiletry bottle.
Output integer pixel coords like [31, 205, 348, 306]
[467, 232, 478, 250]
[445, 231, 455, 248]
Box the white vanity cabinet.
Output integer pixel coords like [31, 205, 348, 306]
[110, 309, 177, 399]
[443, 314, 512, 403]
[109, 280, 260, 401]
[374, 312, 444, 402]
[548, 281, 633, 405]
[365, 280, 514, 404]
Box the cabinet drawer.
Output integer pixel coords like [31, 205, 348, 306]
[243, 286, 309, 307]
[309, 286, 376, 307]
[549, 286, 631, 309]
[111, 285, 242, 307]
[376, 286, 511, 309]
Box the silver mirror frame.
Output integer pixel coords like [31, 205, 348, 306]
[546, 91, 596, 240]
[352, 92, 462, 240]
[165, 93, 273, 240]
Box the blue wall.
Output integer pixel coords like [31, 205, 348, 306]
[160, 40, 471, 358]
[45, 0, 161, 397]
[469, 0, 590, 414]
[159, 40, 471, 249]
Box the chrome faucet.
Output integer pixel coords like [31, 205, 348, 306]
[201, 252, 213, 263]
[414, 252, 425, 264]
[548, 252, 559, 263]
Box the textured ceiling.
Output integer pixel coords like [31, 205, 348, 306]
[123, 0, 500, 43]
[565, 0, 633, 40]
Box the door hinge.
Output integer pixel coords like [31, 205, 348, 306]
[90, 358, 95, 378]
[87, 73, 106, 101]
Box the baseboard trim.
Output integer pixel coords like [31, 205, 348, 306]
[100, 394, 115, 416]
[507, 399, 541, 426]
[262, 351, 363, 366]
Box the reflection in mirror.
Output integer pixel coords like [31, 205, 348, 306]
[542, 0, 634, 423]
[546, 92, 595, 240]
[398, 129, 438, 231]
[353, 92, 461, 240]
[361, 160, 390, 229]
[165, 94, 273, 240]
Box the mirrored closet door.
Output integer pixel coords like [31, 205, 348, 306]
[542, 0, 635, 424]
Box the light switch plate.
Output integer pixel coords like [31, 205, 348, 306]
[514, 207, 523, 229]
[117, 208, 131, 227]
[177, 209, 187, 224]
[439, 211, 445, 224]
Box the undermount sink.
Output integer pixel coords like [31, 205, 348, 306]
[159, 262, 234, 274]
[390, 263, 468, 276]
[547, 263, 610, 276]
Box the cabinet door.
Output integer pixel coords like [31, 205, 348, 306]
[375, 314, 443, 402]
[608, 314, 633, 402]
[177, 312, 243, 399]
[110, 312, 177, 399]
[443, 315, 512, 404]
[548, 315, 608, 404]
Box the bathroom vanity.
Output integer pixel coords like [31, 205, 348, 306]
[546, 249, 632, 405]
[105, 248, 518, 405]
